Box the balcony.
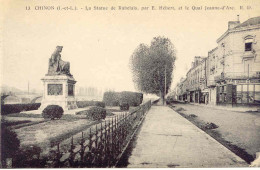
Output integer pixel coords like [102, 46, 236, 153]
[242, 51, 255, 60]
[214, 71, 260, 82]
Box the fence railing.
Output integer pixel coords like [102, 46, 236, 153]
[45, 100, 152, 168]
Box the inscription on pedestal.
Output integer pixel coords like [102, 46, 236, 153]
[48, 84, 63, 95]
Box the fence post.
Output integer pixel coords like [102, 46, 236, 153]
[123, 113, 126, 140]
[89, 128, 92, 151]
[80, 132, 85, 167]
[111, 117, 114, 162]
[56, 143, 61, 167]
[119, 115, 122, 152]
[107, 119, 111, 167]
[117, 115, 121, 153]
[87, 127, 92, 167]
[95, 124, 98, 150]
[69, 136, 74, 167]
[103, 121, 107, 166]
[115, 116, 119, 155]
[94, 124, 98, 165]
[100, 122, 103, 167]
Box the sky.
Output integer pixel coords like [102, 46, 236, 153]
[1, 0, 260, 93]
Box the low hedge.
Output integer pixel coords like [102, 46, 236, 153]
[102, 92, 120, 106]
[119, 91, 143, 107]
[103, 91, 143, 107]
[119, 102, 129, 111]
[76, 101, 105, 108]
[1, 103, 41, 115]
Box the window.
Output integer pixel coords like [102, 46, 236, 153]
[245, 42, 252, 51]
[244, 36, 254, 52]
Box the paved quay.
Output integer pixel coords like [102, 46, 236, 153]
[127, 106, 248, 168]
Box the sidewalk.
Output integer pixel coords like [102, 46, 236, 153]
[127, 106, 248, 168]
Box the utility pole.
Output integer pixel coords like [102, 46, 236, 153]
[164, 65, 167, 105]
[248, 64, 250, 79]
[247, 64, 249, 104]
[158, 69, 162, 104]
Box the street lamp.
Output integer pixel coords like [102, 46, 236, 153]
[164, 65, 167, 105]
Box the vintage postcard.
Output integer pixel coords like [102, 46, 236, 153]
[1, 0, 260, 168]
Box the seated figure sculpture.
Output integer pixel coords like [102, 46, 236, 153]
[47, 46, 72, 76]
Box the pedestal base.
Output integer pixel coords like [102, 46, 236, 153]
[39, 98, 78, 111]
[39, 75, 78, 111]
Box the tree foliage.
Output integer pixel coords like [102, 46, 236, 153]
[130, 36, 176, 99]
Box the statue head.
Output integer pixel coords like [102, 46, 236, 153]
[56, 46, 63, 53]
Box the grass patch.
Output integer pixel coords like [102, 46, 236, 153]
[6, 112, 87, 120]
[2, 120, 32, 127]
[60, 114, 87, 120]
[5, 113, 43, 118]
[48, 120, 100, 147]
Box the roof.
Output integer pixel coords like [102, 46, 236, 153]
[235, 16, 260, 28]
[217, 16, 260, 43]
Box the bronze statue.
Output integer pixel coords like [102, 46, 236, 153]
[47, 46, 72, 76]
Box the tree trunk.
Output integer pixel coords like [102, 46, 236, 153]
[162, 89, 165, 105]
[160, 89, 165, 105]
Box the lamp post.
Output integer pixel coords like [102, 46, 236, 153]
[164, 65, 167, 105]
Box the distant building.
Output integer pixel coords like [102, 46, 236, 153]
[175, 16, 260, 107]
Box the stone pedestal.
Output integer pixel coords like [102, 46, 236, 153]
[39, 75, 78, 111]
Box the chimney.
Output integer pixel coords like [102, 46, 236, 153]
[228, 21, 240, 29]
[228, 15, 241, 29]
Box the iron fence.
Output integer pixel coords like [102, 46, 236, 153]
[45, 100, 152, 168]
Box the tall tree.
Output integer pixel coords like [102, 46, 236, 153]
[130, 36, 176, 104]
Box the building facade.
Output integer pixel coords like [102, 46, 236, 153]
[175, 16, 260, 107]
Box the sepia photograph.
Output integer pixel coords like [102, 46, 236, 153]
[1, 0, 260, 168]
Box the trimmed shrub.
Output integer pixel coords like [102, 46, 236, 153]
[119, 102, 129, 111]
[76, 101, 105, 108]
[103, 92, 120, 106]
[42, 105, 64, 120]
[14, 145, 43, 168]
[86, 106, 106, 121]
[1, 103, 41, 115]
[1, 124, 20, 165]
